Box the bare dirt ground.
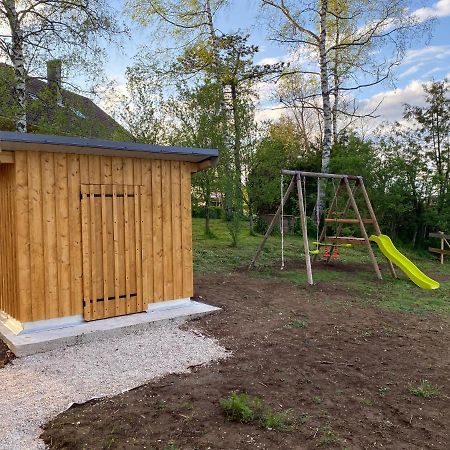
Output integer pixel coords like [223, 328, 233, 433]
[0, 340, 13, 368]
[40, 267, 449, 449]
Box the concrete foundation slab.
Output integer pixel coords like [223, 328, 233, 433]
[0, 300, 220, 357]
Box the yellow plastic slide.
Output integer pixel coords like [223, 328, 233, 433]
[369, 234, 440, 290]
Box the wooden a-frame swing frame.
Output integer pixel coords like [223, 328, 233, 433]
[248, 170, 397, 285]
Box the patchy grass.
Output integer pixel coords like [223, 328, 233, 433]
[319, 425, 340, 445]
[193, 218, 450, 316]
[221, 392, 256, 423]
[261, 409, 293, 431]
[312, 396, 322, 405]
[286, 319, 307, 329]
[409, 380, 441, 398]
[377, 385, 390, 397]
[220, 391, 292, 431]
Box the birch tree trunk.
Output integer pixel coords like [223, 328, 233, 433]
[318, 0, 332, 211]
[4, 0, 27, 132]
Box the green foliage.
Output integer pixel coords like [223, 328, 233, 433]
[221, 392, 256, 423]
[192, 218, 450, 318]
[192, 205, 223, 219]
[286, 319, 307, 329]
[261, 409, 292, 431]
[248, 118, 321, 216]
[220, 391, 292, 431]
[319, 425, 340, 445]
[409, 380, 441, 398]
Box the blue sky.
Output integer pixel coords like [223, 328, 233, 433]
[105, 0, 450, 127]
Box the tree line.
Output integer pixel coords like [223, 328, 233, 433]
[1, 1, 448, 247]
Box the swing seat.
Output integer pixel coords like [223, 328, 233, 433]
[309, 249, 321, 255]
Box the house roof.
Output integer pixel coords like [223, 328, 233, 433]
[0, 131, 219, 166]
[0, 63, 125, 138]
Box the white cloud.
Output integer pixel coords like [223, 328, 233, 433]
[413, 0, 450, 21]
[257, 56, 286, 66]
[403, 45, 450, 65]
[254, 80, 276, 102]
[360, 80, 430, 129]
[398, 64, 423, 79]
[255, 103, 287, 122]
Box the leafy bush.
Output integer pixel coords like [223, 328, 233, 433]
[192, 205, 223, 219]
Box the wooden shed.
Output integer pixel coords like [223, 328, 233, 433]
[0, 132, 218, 334]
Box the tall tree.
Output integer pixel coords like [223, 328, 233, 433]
[0, 0, 121, 132]
[261, 0, 430, 210]
[404, 80, 450, 213]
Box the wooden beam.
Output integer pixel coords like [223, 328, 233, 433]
[359, 178, 397, 279]
[313, 182, 342, 262]
[296, 175, 313, 285]
[429, 247, 450, 256]
[323, 236, 366, 245]
[0, 151, 14, 164]
[324, 218, 373, 224]
[282, 169, 360, 181]
[429, 232, 450, 240]
[343, 177, 383, 280]
[248, 176, 296, 270]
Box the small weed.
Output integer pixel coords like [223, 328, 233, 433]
[155, 400, 167, 411]
[409, 380, 441, 398]
[382, 326, 396, 337]
[286, 319, 307, 329]
[104, 437, 115, 449]
[179, 401, 194, 411]
[359, 329, 373, 338]
[221, 391, 292, 431]
[312, 396, 322, 405]
[262, 409, 292, 431]
[358, 397, 374, 406]
[164, 444, 179, 450]
[377, 385, 390, 396]
[221, 392, 255, 423]
[298, 413, 313, 424]
[319, 425, 340, 445]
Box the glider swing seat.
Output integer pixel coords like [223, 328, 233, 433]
[248, 170, 397, 286]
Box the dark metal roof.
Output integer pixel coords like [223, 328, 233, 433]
[0, 131, 219, 165]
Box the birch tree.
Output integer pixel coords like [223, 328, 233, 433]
[261, 0, 430, 210]
[0, 0, 121, 132]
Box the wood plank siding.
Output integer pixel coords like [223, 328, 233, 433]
[6, 151, 195, 323]
[0, 163, 18, 320]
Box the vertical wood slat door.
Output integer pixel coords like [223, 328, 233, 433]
[81, 184, 145, 320]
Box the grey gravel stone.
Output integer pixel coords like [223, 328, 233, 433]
[0, 323, 228, 450]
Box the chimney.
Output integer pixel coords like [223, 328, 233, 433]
[47, 59, 63, 106]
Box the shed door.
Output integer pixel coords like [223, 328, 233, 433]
[81, 184, 145, 321]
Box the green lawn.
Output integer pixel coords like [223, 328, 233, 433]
[192, 218, 450, 316]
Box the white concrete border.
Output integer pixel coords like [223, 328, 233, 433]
[0, 300, 220, 357]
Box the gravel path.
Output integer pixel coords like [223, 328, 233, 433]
[0, 323, 228, 450]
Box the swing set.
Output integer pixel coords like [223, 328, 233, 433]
[248, 170, 398, 286]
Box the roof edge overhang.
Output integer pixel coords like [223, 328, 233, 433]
[0, 131, 218, 168]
